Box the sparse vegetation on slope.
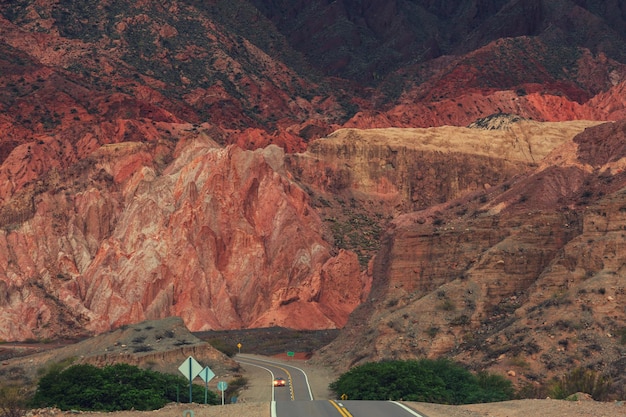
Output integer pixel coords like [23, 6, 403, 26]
[197, 327, 340, 357]
[0, 384, 27, 417]
[548, 367, 614, 402]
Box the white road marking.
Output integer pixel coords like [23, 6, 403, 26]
[238, 354, 314, 401]
[236, 357, 276, 401]
[390, 401, 426, 417]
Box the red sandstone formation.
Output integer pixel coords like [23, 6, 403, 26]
[1, 1, 626, 364]
[0, 137, 369, 341]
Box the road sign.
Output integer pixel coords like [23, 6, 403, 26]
[178, 356, 203, 380]
[198, 366, 215, 383]
[237, 342, 242, 353]
[199, 366, 215, 404]
[178, 356, 203, 403]
[217, 380, 228, 405]
[287, 351, 295, 357]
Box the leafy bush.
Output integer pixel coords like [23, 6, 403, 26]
[329, 359, 513, 404]
[224, 376, 248, 402]
[30, 363, 218, 411]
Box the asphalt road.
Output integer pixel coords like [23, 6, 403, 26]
[236, 354, 314, 401]
[275, 400, 426, 417]
[235, 355, 427, 417]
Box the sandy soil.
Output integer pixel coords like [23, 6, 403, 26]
[413, 398, 626, 417]
[31, 403, 269, 417]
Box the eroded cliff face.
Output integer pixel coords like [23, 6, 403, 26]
[282, 119, 602, 268]
[315, 121, 626, 388]
[287, 119, 600, 214]
[0, 135, 367, 340]
[1, 117, 599, 341]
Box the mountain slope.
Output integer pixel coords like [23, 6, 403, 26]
[1, 0, 626, 352]
[250, 0, 626, 83]
[314, 120, 626, 392]
[0, 0, 352, 157]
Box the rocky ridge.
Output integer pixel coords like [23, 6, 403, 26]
[290, 119, 600, 211]
[314, 120, 626, 392]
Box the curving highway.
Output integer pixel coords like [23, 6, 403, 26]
[236, 354, 312, 401]
[235, 354, 427, 417]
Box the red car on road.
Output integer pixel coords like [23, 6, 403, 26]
[273, 377, 286, 387]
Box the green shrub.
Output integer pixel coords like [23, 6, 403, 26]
[224, 376, 248, 402]
[427, 327, 439, 338]
[30, 363, 218, 411]
[0, 385, 28, 417]
[548, 367, 613, 401]
[329, 359, 513, 404]
[438, 299, 456, 311]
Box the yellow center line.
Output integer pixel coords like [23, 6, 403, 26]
[279, 366, 295, 400]
[329, 400, 353, 417]
[240, 357, 295, 400]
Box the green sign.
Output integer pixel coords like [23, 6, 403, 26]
[217, 381, 228, 406]
[287, 351, 295, 357]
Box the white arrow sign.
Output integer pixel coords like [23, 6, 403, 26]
[178, 356, 203, 380]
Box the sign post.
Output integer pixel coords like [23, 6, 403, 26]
[178, 356, 203, 403]
[198, 366, 215, 404]
[237, 342, 242, 353]
[217, 381, 228, 405]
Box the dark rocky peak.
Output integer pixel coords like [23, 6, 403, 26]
[468, 113, 527, 130]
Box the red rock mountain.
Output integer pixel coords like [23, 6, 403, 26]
[1, 1, 626, 391]
[0, 135, 368, 340]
